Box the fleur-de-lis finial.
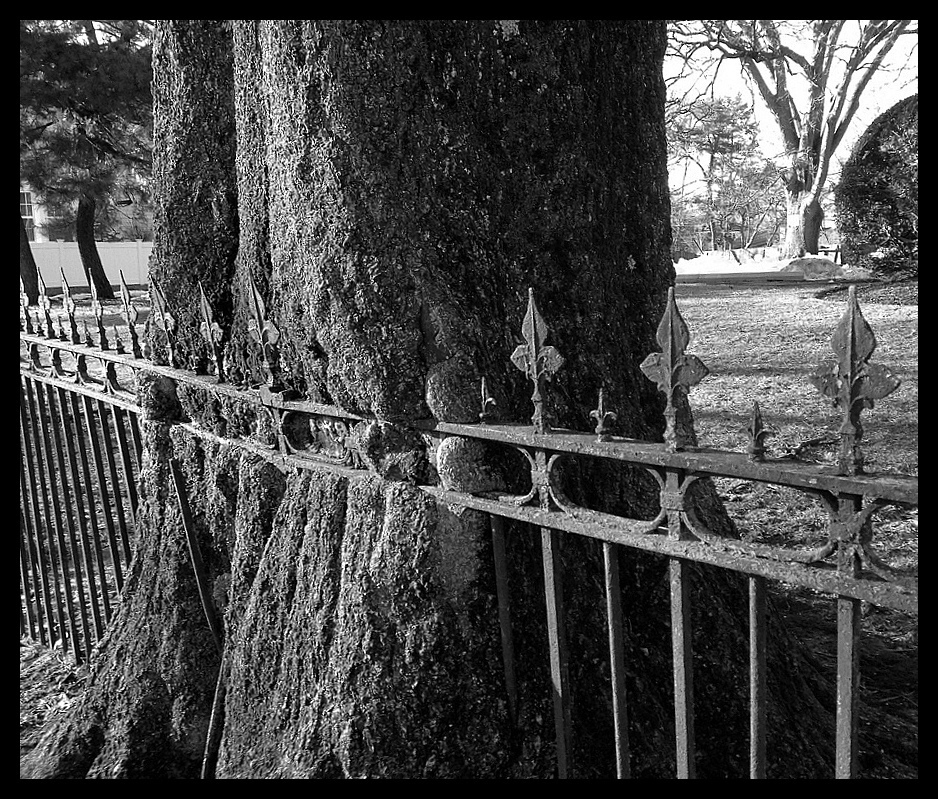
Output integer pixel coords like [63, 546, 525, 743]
[809, 285, 900, 475]
[89, 276, 109, 350]
[246, 272, 282, 389]
[479, 376, 498, 424]
[746, 400, 771, 461]
[60, 270, 80, 344]
[36, 270, 55, 338]
[149, 277, 177, 367]
[510, 288, 564, 434]
[589, 387, 617, 442]
[20, 278, 34, 334]
[640, 287, 709, 451]
[120, 271, 142, 358]
[199, 281, 226, 383]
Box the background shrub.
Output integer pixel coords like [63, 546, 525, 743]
[835, 95, 917, 278]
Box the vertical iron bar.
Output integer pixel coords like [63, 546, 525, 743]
[20, 408, 50, 645]
[46, 383, 93, 662]
[82, 394, 125, 594]
[665, 470, 695, 779]
[111, 405, 139, 516]
[169, 459, 223, 651]
[670, 558, 696, 779]
[129, 409, 143, 469]
[749, 575, 767, 779]
[603, 541, 631, 778]
[19, 464, 47, 645]
[20, 511, 38, 640]
[490, 514, 518, 727]
[67, 391, 111, 630]
[21, 378, 61, 647]
[541, 526, 571, 779]
[97, 399, 132, 564]
[836, 496, 862, 779]
[32, 378, 81, 659]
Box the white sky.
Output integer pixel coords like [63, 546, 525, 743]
[664, 21, 918, 192]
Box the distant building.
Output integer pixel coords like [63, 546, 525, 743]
[20, 186, 49, 242]
[20, 182, 154, 243]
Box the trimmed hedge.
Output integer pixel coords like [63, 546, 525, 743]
[835, 94, 917, 277]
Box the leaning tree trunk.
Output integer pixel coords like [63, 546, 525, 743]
[19, 209, 39, 304]
[782, 153, 824, 258]
[23, 20, 834, 780]
[76, 192, 116, 299]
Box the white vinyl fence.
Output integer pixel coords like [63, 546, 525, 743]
[30, 240, 152, 291]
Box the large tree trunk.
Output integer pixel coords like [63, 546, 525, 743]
[19, 209, 39, 304]
[76, 192, 116, 299]
[783, 191, 824, 258]
[782, 151, 824, 258]
[23, 20, 834, 780]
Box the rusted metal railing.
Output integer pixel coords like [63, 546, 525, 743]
[19, 273, 917, 778]
[19, 273, 141, 663]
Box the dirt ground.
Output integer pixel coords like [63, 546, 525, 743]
[20, 637, 88, 775]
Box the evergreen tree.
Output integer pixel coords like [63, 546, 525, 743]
[19, 20, 154, 299]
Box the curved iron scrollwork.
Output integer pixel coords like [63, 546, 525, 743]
[496, 446, 667, 534]
[676, 477, 915, 587]
[278, 409, 364, 469]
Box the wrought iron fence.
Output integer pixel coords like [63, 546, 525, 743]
[19, 270, 917, 779]
[19, 272, 142, 663]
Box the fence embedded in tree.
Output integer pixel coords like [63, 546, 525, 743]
[19, 274, 916, 779]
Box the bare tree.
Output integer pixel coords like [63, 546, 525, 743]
[667, 20, 917, 257]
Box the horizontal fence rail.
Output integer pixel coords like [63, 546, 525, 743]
[19, 272, 917, 779]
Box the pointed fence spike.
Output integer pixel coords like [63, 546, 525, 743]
[746, 400, 771, 462]
[809, 286, 900, 475]
[246, 272, 282, 389]
[590, 387, 617, 442]
[36, 270, 55, 338]
[120, 271, 143, 358]
[479, 377, 498, 424]
[510, 288, 563, 434]
[198, 281, 226, 383]
[640, 287, 708, 451]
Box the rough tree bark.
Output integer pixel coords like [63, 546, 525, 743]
[783, 159, 825, 258]
[76, 191, 116, 300]
[23, 20, 835, 779]
[19, 209, 39, 304]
